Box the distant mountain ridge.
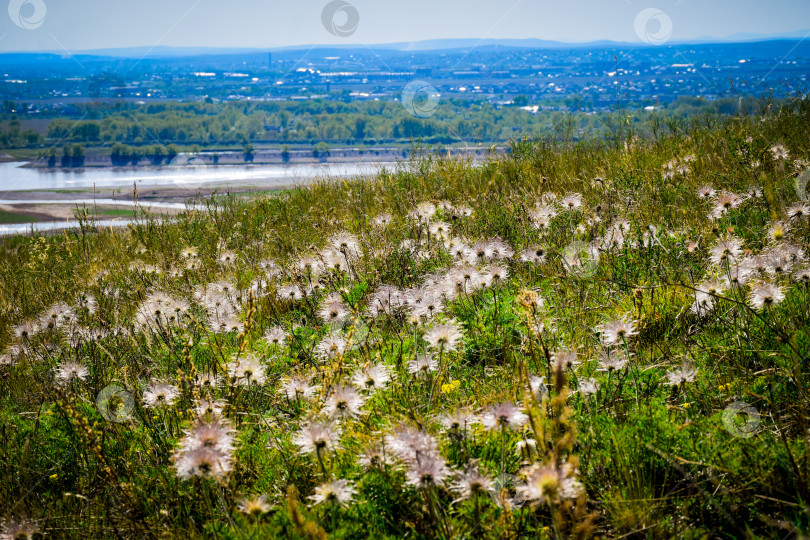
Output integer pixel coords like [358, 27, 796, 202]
[2, 31, 809, 59]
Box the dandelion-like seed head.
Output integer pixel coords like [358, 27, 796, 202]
[748, 281, 785, 310]
[294, 420, 342, 455]
[665, 364, 698, 386]
[406, 455, 450, 489]
[787, 201, 809, 220]
[55, 361, 89, 384]
[561, 193, 583, 210]
[517, 463, 583, 505]
[324, 384, 365, 419]
[424, 320, 464, 352]
[373, 213, 393, 227]
[710, 236, 744, 267]
[316, 332, 350, 362]
[280, 375, 319, 400]
[309, 479, 356, 507]
[143, 381, 180, 408]
[181, 418, 235, 454]
[579, 378, 599, 397]
[228, 354, 267, 386]
[174, 446, 232, 480]
[552, 348, 580, 371]
[697, 185, 715, 199]
[264, 326, 287, 346]
[794, 267, 810, 284]
[351, 364, 391, 392]
[770, 144, 789, 161]
[597, 316, 638, 346]
[481, 401, 528, 431]
[529, 375, 548, 400]
[452, 462, 494, 501]
[0, 519, 40, 540]
[238, 494, 272, 517]
[318, 292, 350, 324]
[520, 246, 547, 264]
[598, 349, 629, 372]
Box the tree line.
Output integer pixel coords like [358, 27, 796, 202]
[1, 95, 773, 150]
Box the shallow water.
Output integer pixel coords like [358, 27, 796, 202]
[0, 160, 393, 192]
[0, 159, 395, 236]
[0, 198, 191, 209]
[0, 218, 137, 236]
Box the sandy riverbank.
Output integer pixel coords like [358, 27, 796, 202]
[0, 201, 185, 224]
[0, 183, 282, 224]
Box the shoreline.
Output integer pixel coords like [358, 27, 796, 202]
[20, 156, 408, 171]
[0, 160, 400, 194]
[0, 184, 290, 225]
[10, 145, 500, 171]
[0, 162, 395, 227]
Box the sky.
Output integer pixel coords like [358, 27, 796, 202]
[0, 0, 808, 53]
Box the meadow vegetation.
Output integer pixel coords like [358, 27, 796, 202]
[0, 97, 809, 538]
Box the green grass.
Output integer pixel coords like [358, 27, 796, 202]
[0, 98, 809, 539]
[0, 209, 37, 224]
[0, 148, 47, 160]
[94, 208, 136, 218]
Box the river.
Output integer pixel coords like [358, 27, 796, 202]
[0, 160, 394, 192]
[0, 160, 396, 236]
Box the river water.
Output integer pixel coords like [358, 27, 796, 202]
[0, 160, 395, 236]
[0, 160, 393, 192]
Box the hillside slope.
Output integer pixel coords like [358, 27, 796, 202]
[1, 99, 809, 538]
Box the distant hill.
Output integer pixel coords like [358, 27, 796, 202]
[2, 31, 809, 60]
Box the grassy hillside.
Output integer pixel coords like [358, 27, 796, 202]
[1, 98, 809, 539]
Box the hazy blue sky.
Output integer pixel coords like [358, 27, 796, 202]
[1, 0, 808, 52]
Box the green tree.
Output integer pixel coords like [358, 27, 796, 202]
[111, 143, 130, 166]
[243, 144, 255, 162]
[353, 118, 366, 140]
[149, 145, 165, 165]
[512, 95, 530, 107]
[313, 142, 329, 161]
[46, 148, 57, 168]
[165, 144, 178, 163]
[71, 144, 85, 167]
[71, 122, 101, 142]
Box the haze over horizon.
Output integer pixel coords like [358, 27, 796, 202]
[0, 0, 808, 53]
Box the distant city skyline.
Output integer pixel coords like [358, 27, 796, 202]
[0, 0, 808, 53]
